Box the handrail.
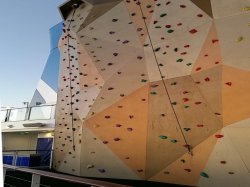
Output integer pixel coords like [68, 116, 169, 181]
[1, 104, 56, 123]
[3, 150, 53, 152]
[3, 164, 131, 187]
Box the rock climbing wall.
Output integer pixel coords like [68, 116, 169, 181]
[53, 0, 250, 186]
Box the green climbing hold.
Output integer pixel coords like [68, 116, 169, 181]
[150, 92, 157, 95]
[146, 5, 152, 8]
[200, 172, 209, 178]
[186, 63, 192, 66]
[184, 105, 189, 109]
[141, 79, 147, 83]
[159, 135, 168, 139]
[176, 58, 183, 62]
[171, 139, 178, 143]
[155, 26, 162, 28]
[171, 82, 177, 85]
[171, 102, 177, 105]
[183, 128, 191, 132]
[154, 47, 161, 52]
[167, 29, 174, 33]
[160, 13, 167, 17]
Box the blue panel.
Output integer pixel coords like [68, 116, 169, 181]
[49, 22, 63, 50]
[16, 156, 30, 166]
[41, 49, 60, 92]
[36, 138, 53, 166]
[3, 155, 13, 165]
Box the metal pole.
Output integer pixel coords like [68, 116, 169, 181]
[31, 174, 40, 187]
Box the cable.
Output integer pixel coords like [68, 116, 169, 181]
[4, 183, 16, 187]
[5, 175, 31, 183]
[137, 0, 192, 154]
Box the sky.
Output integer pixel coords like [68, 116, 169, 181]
[0, 0, 65, 107]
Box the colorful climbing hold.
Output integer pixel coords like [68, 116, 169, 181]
[171, 102, 177, 105]
[184, 169, 191, 172]
[189, 29, 197, 34]
[167, 29, 174, 33]
[86, 164, 94, 169]
[176, 58, 183, 62]
[236, 36, 243, 42]
[181, 159, 186, 163]
[98, 169, 106, 173]
[215, 134, 224, 138]
[225, 82, 232, 86]
[154, 47, 161, 52]
[197, 124, 204, 127]
[150, 92, 157, 95]
[159, 135, 168, 139]
[220, 161, 227, 164]
[171, 139, 178, 143]
[160, 13, 167, 17]
[200, 172, 209, 178]
[183, 128, 191, 132]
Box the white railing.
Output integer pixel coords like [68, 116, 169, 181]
[1, 104, 56, 123]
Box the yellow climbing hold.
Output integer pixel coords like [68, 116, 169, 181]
[236, 36, 243, 42]
[248, 22, 250, 26]
[242, 7, 250, 11]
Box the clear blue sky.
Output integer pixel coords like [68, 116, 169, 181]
[0, 0, 65, 107]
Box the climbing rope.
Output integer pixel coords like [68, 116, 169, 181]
[65, 4, 79, 151]
[137, 0, 192, 154]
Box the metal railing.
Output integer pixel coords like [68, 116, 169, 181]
[1, 104, 56, 123]
[3, 150, 53, 169]
[3, 164, 131, 187]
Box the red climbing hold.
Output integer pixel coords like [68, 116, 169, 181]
[212, 39, 219, 43]
[225, 82, 232, 86]
[184, 169, 191, 172]
[183, 91, 189, 94]
[196, 67, 201, 71]
[195, 101, 202, 105]
[189, 29, 197, 34]
[215, 134, 224, 138]
[204, 77, 210, 82]
[220, 161, 226, 164]
[183, 98, 189, 102]
[197, 124, 204, 127]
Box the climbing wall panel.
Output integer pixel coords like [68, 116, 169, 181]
[215, 12, 250, 71]
[146, 81, 188, 178]
[211, 0, 250, 18]
[86, 57, 148, 119]
[198, 128, 250, 187]
[85, 85, 148, 178]
[78, 1, 142, 48]
[124, 0, 156, 44]
[54, 0, 250, 186]
[223, 65, 250, 126]
[149, 131, 219, 186]
[80, 126, 139, 179]
[191, 24, 222, 73]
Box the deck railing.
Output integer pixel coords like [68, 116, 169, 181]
[3, 164, 130, 187]
[1, 104, 56, 123]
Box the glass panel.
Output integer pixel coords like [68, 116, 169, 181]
[1, 110, 7, 122]
[29, 106, 53, 120]
[9, 108, 27, 121]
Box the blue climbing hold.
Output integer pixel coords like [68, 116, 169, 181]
[200, 172, 209, 178]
